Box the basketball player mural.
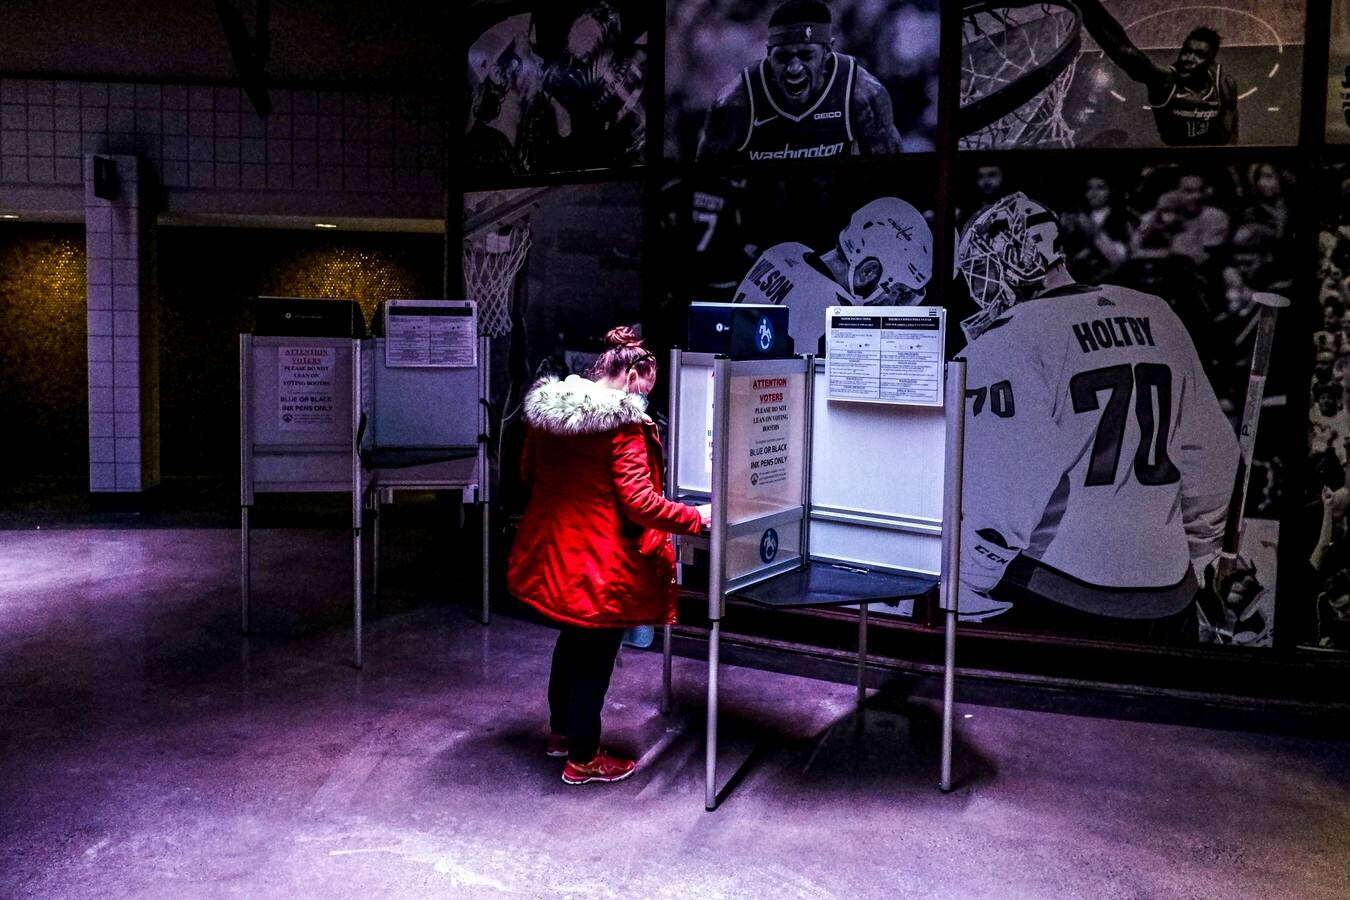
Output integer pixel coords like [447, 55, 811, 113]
[733, 197, 932, 355]
[955, 193, 1266, 644]
[696, 0, 903, 163]
[1075, 0, 1238, 145]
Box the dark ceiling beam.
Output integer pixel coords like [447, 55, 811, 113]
[215, 0, 271, 116]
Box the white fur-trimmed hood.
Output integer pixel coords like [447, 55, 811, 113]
[522, 375, 649, 436]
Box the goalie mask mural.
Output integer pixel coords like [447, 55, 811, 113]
[956, 192, 1064, 340]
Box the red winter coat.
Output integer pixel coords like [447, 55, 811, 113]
[507, 375, 704, 628]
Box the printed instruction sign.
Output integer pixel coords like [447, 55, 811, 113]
[826, 306, 945, 406]
[385, 302, 476, 367]
[747, 374, 791, 496]
[278, 345, 336, 431]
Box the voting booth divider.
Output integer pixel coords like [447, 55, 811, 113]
[664, 324, 967, 809]
[240, 299, 490, 668]
[360, 300, 491, 628]
[240, 330, 365, 663]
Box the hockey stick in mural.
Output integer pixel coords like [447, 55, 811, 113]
[1201, 290, 1287, 640]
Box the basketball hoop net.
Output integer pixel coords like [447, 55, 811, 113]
[463, 219, 531, 338]
[960, 2, 1082, 149]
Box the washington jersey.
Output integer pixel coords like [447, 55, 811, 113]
[734, 242, 851, 355]
[1150, 65, 1235, 145]
[959, 283, 1239, 618]
[737, 54, 856, 162]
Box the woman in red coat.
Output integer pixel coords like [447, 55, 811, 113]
[508, 326, 709, 785]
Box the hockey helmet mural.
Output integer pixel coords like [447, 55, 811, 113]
[956, 191, 1063, 338]
[837, 197, 933, 305]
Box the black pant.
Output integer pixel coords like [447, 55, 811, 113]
[547, 624, 626, 763]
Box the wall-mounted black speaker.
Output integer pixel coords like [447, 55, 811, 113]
[92, 157, 119, 201]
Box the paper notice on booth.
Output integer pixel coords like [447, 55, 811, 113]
[278, 346, 336, 431]
[826, 307, 944, 406]
[748, 375, 790, 497]
[385, 304, 476, 367]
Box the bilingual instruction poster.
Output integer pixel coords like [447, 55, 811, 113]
[385, 303, 476, 367]
[826, 306, 945, 406]
[277, 346, 335, 431]
[747, 375, 791, 497]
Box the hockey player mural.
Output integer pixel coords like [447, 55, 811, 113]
[733, 196, 933, 355]
[656, 167, 937, 361]
[953, 174, 1289, 647]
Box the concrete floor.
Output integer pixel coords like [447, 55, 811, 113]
[1, 526, 1348, 900]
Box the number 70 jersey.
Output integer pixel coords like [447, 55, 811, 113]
[958, 283, 1239, 597]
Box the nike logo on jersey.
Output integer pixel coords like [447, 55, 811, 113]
[1072, 316, 1156, 353]
[752, 115, 779, 127]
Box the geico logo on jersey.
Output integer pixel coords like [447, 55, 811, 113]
[747, 141, 846, 161]
[813, 110, 842, 120]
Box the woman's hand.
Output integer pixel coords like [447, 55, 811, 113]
[696, 503, 712, 531]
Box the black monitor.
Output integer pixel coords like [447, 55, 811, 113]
[255, 296, 367, 338]
[686, 302, 792, 358]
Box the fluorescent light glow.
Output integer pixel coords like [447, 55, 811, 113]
[314, 222, 338, 229]
[0, 214, 19, 219]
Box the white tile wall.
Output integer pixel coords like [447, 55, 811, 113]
[85, 153, 155, 493]
[3, 72, 450, 492]
[0, 77, 446, 196]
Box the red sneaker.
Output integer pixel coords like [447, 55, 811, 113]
[546, 733, 568, 758]
[561, 751, 636, 785]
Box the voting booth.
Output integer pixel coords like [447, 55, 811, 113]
[240, 298, 366, 665]
[666, 305, 967, 810]
[241, 298, 492, 668]
[360, 300, 491, 625]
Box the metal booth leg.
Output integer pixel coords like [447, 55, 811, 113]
[705, 619, 721, 811]
[856, 602, 870, 706]
[240, 506, 251, 633]
[353, 528, 364, 669]
[371, 493, 381, 599]
[661, 623, 674, 714]
[940, 608, 956, 791]
[480, 502, 491, 625]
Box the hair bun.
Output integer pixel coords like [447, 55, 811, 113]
[604, 325, 643, 348]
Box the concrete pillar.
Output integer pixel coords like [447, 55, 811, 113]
[85, 154, 159, 493]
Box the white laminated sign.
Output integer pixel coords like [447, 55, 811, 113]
[826, 306, 945, 406]
[385, 301, 476, 368]
[277, 346, 335, 431]
[747, 374, 790, 497]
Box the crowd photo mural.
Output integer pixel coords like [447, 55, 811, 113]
[465, 2, 651, 175]
[948, 160, 1297, 649]
[1306, 163, 1350, 653]
[959, 0, 1305, 149]
[665, 0, 940, 162]
[1330, 0, 1350, 143]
